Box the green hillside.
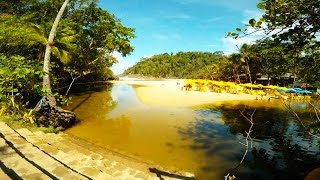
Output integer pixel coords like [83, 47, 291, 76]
[123, 51, 229, 79]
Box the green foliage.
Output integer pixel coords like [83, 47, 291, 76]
[298, 51, 320, 87]
[196, 59, 233, 80]
[256, 39, 289, 78]
[248, 19, 256, 27]
[123, 52, 226, 79]
[230, 0, 320, 52]
[0, 0, 134, 92]
[0, 14, 47, 47]
[261, 0, 319, 49]
[0, 0, 135, 128]
[124, 37, 320, 88]
[227, 0, 320, 87]
[0, 55, 42, 101]
[0, 114, 63, 133]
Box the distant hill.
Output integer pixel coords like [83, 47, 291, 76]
[122, 51, 226, 79]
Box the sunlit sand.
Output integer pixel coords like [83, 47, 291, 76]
[111, 80, 257, 107]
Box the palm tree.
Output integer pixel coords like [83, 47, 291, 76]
[43, 0, 70, 106]
[1, 1, 75, 96]
[228, 53, 242, 83]
[239, 44, 253, 84]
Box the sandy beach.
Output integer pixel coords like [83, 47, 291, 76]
[111, 79, 258, 107]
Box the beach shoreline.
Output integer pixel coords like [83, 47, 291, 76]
[110, 79, 258, 108]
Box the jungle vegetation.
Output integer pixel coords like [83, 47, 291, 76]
[123, 38, 320, 87]
[0, 0, 135, 128]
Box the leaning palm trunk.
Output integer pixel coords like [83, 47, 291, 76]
[43, 0, 70, 106]
[38, 0, 76, 129]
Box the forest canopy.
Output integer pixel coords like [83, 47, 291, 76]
[123, 38, 320, 87]
[123, 51, 228, 80]
[0, 0, 135, 127]
[0, 0, 135, 100]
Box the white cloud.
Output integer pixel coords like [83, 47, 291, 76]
[111, 52, 135, 75]
[222, 37, 257, 55]
[112, 51, 124, 63]
[243, 10, 263, 22]
[142, 54, 154, 58]
[242, 10, 267, 35]
[221, 9, 265, 55]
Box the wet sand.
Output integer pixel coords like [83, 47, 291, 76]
[111, 80, 257, 107]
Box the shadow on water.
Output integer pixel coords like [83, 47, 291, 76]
[71, 93, 92, 112]
[149, 168, 195, 180]
[179, 102, 320, 180]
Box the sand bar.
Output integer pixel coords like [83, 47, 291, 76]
[110, 80, 258, 107]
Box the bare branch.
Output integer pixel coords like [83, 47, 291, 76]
[65, 71, 92, 96]
[239, 109, 255, 164]
[225, 109, 255, 179]
[237, 28, 261, 38]
[307, 100, 320, 123]
[283, 100, 320, 139]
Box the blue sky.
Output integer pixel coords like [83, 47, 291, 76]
[99, 0, 262, 74]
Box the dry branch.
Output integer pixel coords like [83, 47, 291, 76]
[238, 109, 255, 164]
[283, 100, 320, 139]
[225, 109, 256, 179]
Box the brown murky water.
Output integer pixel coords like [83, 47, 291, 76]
[66, 84, 202, 171]
[65, 84, 320, 179]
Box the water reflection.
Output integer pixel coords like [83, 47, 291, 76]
[108, 84, 144, 119]
[65, 84, 200, 171]
[66, 84, 320, 180]
[179, 102, 320, 179]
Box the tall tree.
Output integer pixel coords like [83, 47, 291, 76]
[239, 44, 254, 84]
[256, 39, 288, 84]
[228, 53, 242, 83]
[43, 0, 70, 106]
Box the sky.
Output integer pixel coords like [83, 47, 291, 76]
[99, 0, 263, 75]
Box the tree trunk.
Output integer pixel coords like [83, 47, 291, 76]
[292, 52, 298, 88]
[245, 58, 252, 84]
[37, 0, 76, 129]
[233, 69, 240, 83]
[43, 0, 70, 106]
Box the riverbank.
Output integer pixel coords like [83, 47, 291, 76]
[111, 80, 258, 107]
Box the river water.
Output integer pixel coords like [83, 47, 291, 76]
[65, 84, 320, 179]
